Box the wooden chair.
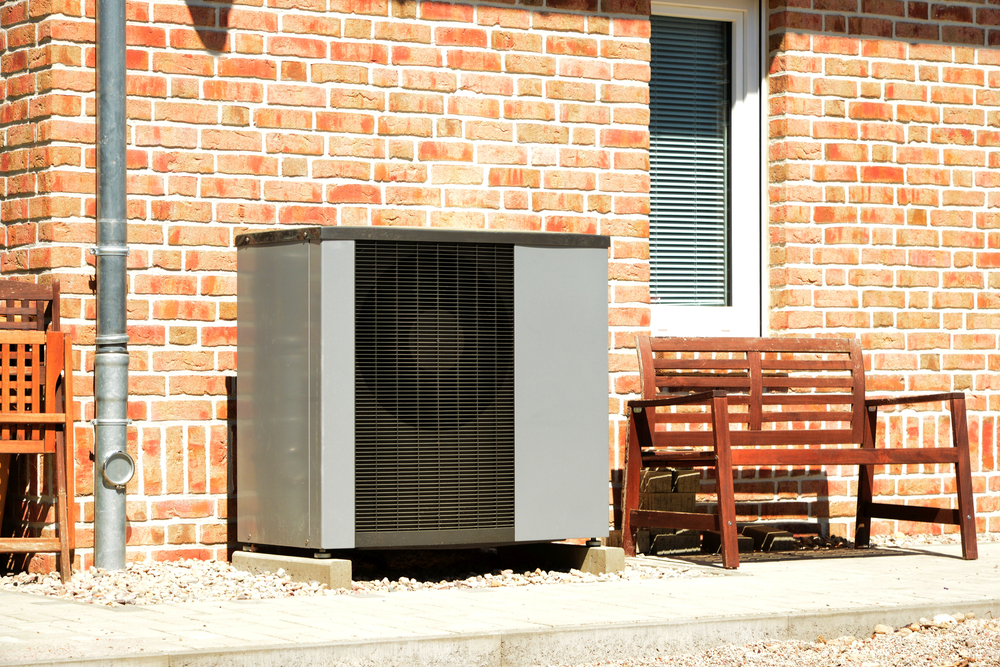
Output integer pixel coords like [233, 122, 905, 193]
[620, 336, 978, 568]
[0, 331, 75, 581]
[0, 281, 74, 581]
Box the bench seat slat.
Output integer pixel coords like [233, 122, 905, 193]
[654, 411, 855, 425]
[629, 510, 718, 532]
[865, 502, 961, 525]
[652, 359, 750, 370]
[730, 447, 960, 467]
[651, 429, 857, 448]
[0, 538, 62, 552]
[648, 337, 852, 353]
[762, 377, 853, 389]
[656, 377, 752, 389]
[762, 394, 853, 405]
[760, 359, 852, 371]
[641, 452, 717, 466]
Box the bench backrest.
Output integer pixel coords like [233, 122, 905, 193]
[637, 336, 866, 448]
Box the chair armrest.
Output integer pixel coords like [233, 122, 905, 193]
[865, 392, 964, 408]
[627, 390, 726, 411]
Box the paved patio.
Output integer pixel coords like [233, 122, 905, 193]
[1, 542, 998, 667]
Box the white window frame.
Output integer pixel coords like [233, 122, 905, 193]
[648, 0, 764, 336]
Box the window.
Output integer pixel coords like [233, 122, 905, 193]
[649, 0, 762, 336]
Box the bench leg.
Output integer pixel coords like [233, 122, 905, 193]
[621, 407, 642, 557]
[711, 393, 739, 569]
[855, 405, 877, 549]
[950, 395, 978, 561]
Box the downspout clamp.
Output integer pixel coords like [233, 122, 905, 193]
[94, 0, 130, 571]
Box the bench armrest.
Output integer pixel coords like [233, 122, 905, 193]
[865, 391, 964, 408]
[627, 390, 726, 411]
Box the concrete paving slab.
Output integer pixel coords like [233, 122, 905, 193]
[0, 543, 999, 666]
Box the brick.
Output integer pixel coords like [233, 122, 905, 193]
[327, 184, 381, 204]
[489, 168, 541, 188]
[418, 141, 473, 161]
[459, 73, 514, 97]
[374, 21, 431, 43]
[282, 15, 341, 37]
[330, 42, 388, 64]
[504, 100, 555, 121]
[201, 130, 261, 152]
[493, 30, 544, 53]
[371, 208, 426, 226]
[311, 63, 369, 84]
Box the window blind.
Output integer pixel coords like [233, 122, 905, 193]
[649, 15, 731, 306]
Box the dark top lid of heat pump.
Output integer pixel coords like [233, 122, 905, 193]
[235, 226, 611, 249]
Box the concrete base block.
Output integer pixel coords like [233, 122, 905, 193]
[580, 546, 625, 575]
[498, 543, 626, 574]
[232, 551, 352, 590]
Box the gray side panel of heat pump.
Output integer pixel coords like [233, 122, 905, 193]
[514, 245, 609, 541]
[236, 242, 312, 548]
[318, 240, 355, 548]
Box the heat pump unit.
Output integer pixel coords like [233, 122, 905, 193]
[236, 227, 609, 549]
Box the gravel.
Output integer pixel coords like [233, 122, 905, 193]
[0, 556, 715, 606]
[0, 531, 994, 609]
[556, 613, 1000, 667]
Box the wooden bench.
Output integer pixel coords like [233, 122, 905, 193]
[620, 336, 978, 569]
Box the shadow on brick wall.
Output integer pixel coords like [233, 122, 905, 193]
[184, 0, 235, 53]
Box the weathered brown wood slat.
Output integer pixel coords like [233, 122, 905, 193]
[729, 447, 963, 467]
[656, 377, 754, 389]
[0, 442, 55, 454]
[864, 502, 961, 525]
[654, 413, 750, 424]
[0, 413, 72, 424]
[0, 538, 62, 552]
[619, 335, 979, 570]
[762, 394, 854, 405]
[648, 429, 858, 448]
[0, 331, 47, 344]
[756, 411, 854, 422]
[761, 377, 854, 389]
[647, 337, 853, 353]
[642, 452, 717, 467]
[652, 359, 751, 370]
[630, 509, 719, 532]
[760, 359, 853, 371]
[0, 281, 73, 582]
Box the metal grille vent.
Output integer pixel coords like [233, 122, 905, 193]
[355, 240, 515, 536]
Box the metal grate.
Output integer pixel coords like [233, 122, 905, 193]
[354, 240, 515, 536]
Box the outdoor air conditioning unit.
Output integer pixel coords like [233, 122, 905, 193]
[236, 227, 609, 550]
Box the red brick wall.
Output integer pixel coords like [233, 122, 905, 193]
[5, 0, 1000, 569]
[767, 0, 1000, 535]
[1, 0, 653, 567]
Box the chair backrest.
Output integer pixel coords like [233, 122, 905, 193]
[0, 331, 63, 449]
[636, 336, 867, 447]
[0, 280, 60, 332]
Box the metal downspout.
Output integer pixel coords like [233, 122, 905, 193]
[94, 0, 131, 570]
